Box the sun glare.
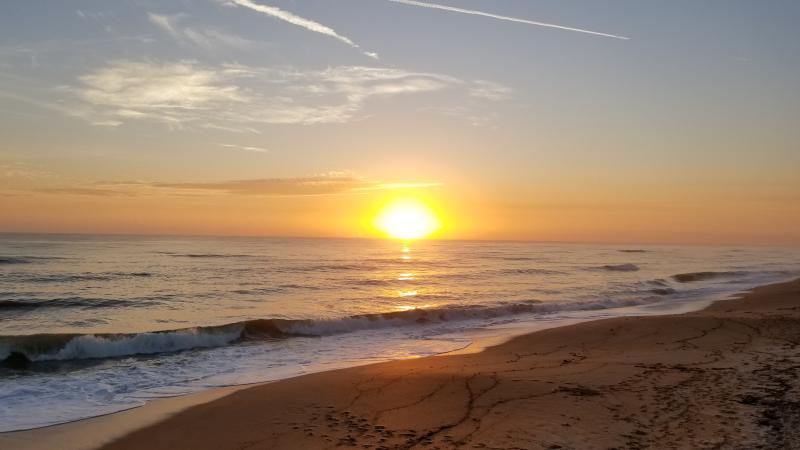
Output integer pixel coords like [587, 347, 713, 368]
[374, 198, 441, 240]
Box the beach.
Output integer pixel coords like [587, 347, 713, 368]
[4, 2, 798, 448]
[4, 277, 794, 450]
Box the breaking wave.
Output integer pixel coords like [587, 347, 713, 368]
[1, 293, 679, 365]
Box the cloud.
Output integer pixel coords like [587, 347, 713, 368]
[32, 187, 131, 197]
[72, 60, 247, 128]
[39, 174, 442, 197]
[469, 80, 513, 100]
[365, 182, 443, 191]
[220, 0, 378, 59]
[386, 0, 629, 40]
[64, 60, 507, 130]
[147, 13, 252, 50]
[153, 174, 442, 196]
[0, 162, 56, 180]
[154, 176, 375, 196]
[76, 10, 113, 21]
[216, 143, 270, 153]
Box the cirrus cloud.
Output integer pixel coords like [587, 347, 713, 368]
[147, 13, 254, 50]
[63, 60, 510, 131]
[31, 173, 443, 197]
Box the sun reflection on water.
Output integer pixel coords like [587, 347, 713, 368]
[395, 303, 434, 312]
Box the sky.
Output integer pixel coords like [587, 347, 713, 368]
[0, 0, 798, 244]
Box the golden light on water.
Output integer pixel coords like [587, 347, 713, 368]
[395, 304, 434, 312]
[373, 198, 441, 240]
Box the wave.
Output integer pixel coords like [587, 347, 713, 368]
[282, 263, 380, 273]
[0, 256, 65, 265]
[671, 271, 748, 283]
[14, 272, 153, 283]
[497, 268, 564, 276]
[232, 287, 285, 295]
[618, 249, 648, 253]
[649, 287, 677, 295]
[157, 252, 253, 259]
[0, 297, 151, 311]
[0, 257, 31, 265]
[599, 263, 640, 272]
[347, 278, 403, 286]
[0, 326, 242, 366]
[0, 293, 679, 366]
[495, 256, 537, 261]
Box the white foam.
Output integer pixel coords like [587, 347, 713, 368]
[32, 328, 243, 362]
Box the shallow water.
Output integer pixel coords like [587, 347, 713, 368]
[0, 234, 797, 431]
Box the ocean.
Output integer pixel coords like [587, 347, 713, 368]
[0, 234, 797, 432]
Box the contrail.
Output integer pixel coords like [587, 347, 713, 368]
[387, 0, 629, 40]
[224, 0, 379, 58]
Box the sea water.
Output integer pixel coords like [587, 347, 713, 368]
[0, 234, 797, 431]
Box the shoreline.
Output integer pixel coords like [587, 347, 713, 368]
[3, 277, 798, 449]
[0, 279, 726, 435]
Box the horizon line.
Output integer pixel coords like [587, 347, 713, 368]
[0, 230, 795, 248]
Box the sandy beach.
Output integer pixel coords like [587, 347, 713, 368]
[4, 277, 786, 450]
[1, 278, 797, 450]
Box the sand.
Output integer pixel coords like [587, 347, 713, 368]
[6, 279, 800, 450]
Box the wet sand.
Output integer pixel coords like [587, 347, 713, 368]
[7, 279, 800, 449]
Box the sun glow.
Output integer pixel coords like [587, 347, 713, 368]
[374, 198, 441, 240]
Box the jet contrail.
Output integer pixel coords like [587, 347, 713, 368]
[387, 0, 629, 40]
[224, 0, 379, 58]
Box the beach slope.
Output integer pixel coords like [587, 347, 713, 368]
[94, 279, 800, 449]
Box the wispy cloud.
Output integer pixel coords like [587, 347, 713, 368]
[155, 175, 378, 196]
[70, 60, 247, 128]
[469, 80, 513, 101]
[76, 10, 113, 21]
[386, 0, 629, 40]
[216, 143, 270, 153]
[147, 12, 252, 50]
[63, 60, 506, 130]
[32, 187, 131, 197]
[0, 162, 56, 180]
[35, 174, 442, 197]
[220, 0, 378, 59]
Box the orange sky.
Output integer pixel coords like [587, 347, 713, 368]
[2, 173, 798, 245]
[1, 2, 799, 244]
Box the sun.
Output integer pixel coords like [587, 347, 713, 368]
[374, 198, 441, 240]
